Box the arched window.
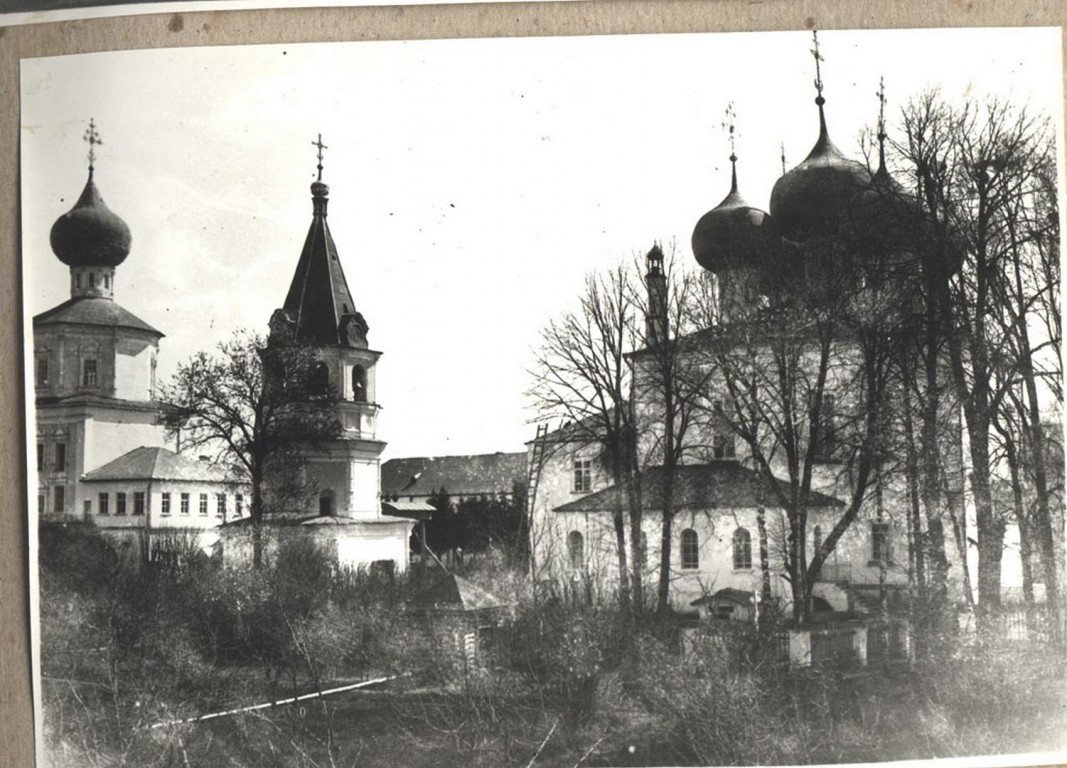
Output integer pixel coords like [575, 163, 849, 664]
[639, 531, 648, 567]
[352, 365, 367, 402]
[733, 527, 752, 570]
[319, 489, 334, 517]
[567, 531, 584, 570]
[680, 528, 699, 570]
[813, 525, 823, 554]
[309, 362, 330, 395]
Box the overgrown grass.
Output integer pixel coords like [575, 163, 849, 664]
[39, 525, 1067, 767]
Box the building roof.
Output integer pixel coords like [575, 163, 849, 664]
[82, 446, 236, 483]
[280, 180, 365, 348]
[408, 572, 510, 612]
[49, 172, 132, 268]
[554, 462, 843, 513]
[34, 296, 162, 337]
[381, 452, 527, 499]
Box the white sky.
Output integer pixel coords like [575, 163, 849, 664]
[20, 27, 1064, 460]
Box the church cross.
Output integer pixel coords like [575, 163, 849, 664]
[312, 133, 328, 181]
[722, 102, 738, 161]
[810, 30, 825, 102]
[84, 118, 102, 173]
[876, 76, 887, 141]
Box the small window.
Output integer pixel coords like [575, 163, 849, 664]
[89, 273, 96, 289]
[815, 394, 838, 459]
[83, 499, 92, 518]
[116, 492, 127, 516]
[681, 528, 699, 570]
[133, 492, 145, 516]
[98, 493, 109, 516]
[713, 432, 736, 459]
[310, 362, 330, 396]
[352, 365, 367, 402]
[75, 273, 82, 288]
[872, 521, 891, 562]
[38, 495, 45, 516]
[235, 493, 244, 517]
[180, 493, 190, 515]
[573, 458, 592, 493]
[319, 489, 334, 517]
[104, 274, 110, 290]
[55, 443, 66, 472]
[733, 527, 752, 570]
[82, 359, 98, 387]
[216, 493, 226, 517]
[567, 530, 585, 570]
[813, 524, 823, 555]
[35, 355, 49, 387]
[161, 493, 171, 516]
[36, 444, 43, 472]
[199, 493, 209, 516]
[53, 486, 65, 513]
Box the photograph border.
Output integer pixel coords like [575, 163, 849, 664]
[3, 3, 1066, 766]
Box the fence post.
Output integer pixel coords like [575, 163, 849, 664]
[788, 629, 811, 669]
[853, 624, 868, 667]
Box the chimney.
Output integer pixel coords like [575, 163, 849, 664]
[645, 243, 668, 346]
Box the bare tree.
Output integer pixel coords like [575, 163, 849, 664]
[157, 329, 342, 566]
[528, 263, 641, 610]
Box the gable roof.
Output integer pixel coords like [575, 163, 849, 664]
[554, 462, 843, 513]
[408, 572, 509, 612]
[82, 446, 237, 483]
[381, 452, 527, 499]
[34, 297, 162, 337]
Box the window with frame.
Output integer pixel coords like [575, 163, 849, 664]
[55, 443, 66, 472]
[35, 355, 48, 386]
[98, 493, 109, 516]
[161, 493, 171, 516]
[116, 492, 127, 516]
[713, 432, 736, 459]
[38, 495, 45, 516]
[352, 365, 367, 402]
[871, 521, 892, 562]
[133, 492, 145, 516]
[199, 493, 209, 516]
[82, 359, 98, 387]
[36, 444, 43, 472]
[567, 530, 585, 570]
[236, 493, 244, 517]
[53, 485, 65, 513]
[680, 528, 699, 570]
[217, 493, 226, 517]
[814, 393, 838, 459]
[310, 362, 330, 396]
[733, 527, 752, 570]
[572, 458, 593, 493]
[180, 493, 190, 515]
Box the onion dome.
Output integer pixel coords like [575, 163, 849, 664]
[692, 157, 779, 273]
[769, 98, 872, 242]
[49, 173, 132, 268]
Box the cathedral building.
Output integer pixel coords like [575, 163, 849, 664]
[529, 43, 971, 617]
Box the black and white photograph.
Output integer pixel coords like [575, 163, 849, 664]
[20, 23, 1067, 767]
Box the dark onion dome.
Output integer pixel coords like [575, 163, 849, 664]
[692, 159, 779, 273]
[769, 101, 872, 242]
[49, 174, 132, 268]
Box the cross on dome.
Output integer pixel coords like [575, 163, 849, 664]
[84, 118, 102, 176]
[810, 30, 825, 105]
[722, 102, 738, 162]
[312, 133, 328, 181]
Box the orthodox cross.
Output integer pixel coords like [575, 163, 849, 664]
[780, 141, 787, 174]
[721, 101, 738, 163]
[876, 76, 887, 143]
[84, 118, 102, 174]
[810, 30, 825, 102]
[312, 133, 328, 181]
